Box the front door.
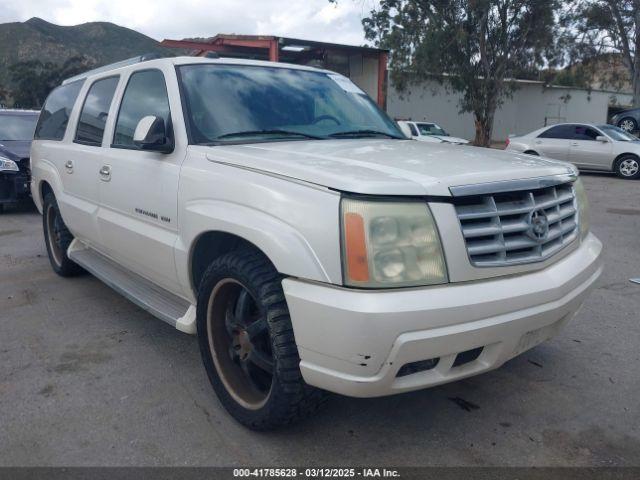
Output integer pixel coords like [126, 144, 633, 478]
[97, 67, 184, 295]
[568, 125, 614, 170]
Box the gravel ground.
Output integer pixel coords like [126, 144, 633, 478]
[0, 172, 638, 467]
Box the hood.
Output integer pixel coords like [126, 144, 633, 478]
[435, 135, 469, 144]
[202, 139, 576, 196]
[0, 140, 31, 160]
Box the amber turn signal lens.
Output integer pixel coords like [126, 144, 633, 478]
[344, 212, 370, 282]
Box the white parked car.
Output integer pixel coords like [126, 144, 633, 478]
[397, 120, 469, 144]
[506, 123, 640, 179]
[31, 56, 602, 429]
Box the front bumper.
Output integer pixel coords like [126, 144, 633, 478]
[0, 171, 31, 205]
[283, 233, 603, 397]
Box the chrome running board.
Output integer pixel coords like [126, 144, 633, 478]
[67, 240, 196, 334]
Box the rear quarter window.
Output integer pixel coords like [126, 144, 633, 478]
[34, 80, 84, 141]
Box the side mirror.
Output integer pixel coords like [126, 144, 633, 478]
[595, 135, 608, 143]
[133, 115, 173, 153]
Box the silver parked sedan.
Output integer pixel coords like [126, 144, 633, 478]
[506, 123, 640, 179]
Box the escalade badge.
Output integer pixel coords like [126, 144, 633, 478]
[527, 209, 549, 242]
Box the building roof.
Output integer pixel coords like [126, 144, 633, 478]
[161, 34, 387, 57]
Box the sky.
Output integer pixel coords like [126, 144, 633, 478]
[1, 0, 378, 45]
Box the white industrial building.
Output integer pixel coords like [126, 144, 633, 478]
[387, 78, 634, 143]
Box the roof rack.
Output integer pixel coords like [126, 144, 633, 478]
[62, 53, 162, 85]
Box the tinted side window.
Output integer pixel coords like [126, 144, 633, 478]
[34, 80, 84, 141]
[408, 123, 418, 136]
[538, 125, 574, 139]
[75, 76, 119, 146]
[574, 126, 599, 141]
[113, 70, 171, 148]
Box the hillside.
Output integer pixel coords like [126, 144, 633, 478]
[0, 17, 181, 89]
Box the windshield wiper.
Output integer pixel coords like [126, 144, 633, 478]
[328, 129, 402, 139]
[215, 129, 324, 140]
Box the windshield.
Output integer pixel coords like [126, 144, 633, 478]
[177, 64, 403, 144]
[415, 123, 447, 136]
[0, 114, 39, 141]
[598, 124, 638, 141]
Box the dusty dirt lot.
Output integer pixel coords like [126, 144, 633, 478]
[0, 173, 638, 466]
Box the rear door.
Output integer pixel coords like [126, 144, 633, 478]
[531, 125, 573, 160]
[33, 78, 114, 245]
[568, 125, 614, 170]
[66, 75, 120, 245]
[96, 67, 184, 294]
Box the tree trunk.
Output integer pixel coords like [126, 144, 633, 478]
[473, 117, 493, 147]
[473, 99, 496, 147]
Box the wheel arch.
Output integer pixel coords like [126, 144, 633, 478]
[612, 152, 640, 171]
[183, 202, 337, 298]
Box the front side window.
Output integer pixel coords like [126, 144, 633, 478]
[0, 114, 39, 141]
[408, 123, 419, 136]
[75, 76, 119, 146]
[416, 123, 447, 136]
[177, 64, 403, 144]
[573, 125, 599, 141]
[34, 80, 84, 141]
[113, 69, 171, 148]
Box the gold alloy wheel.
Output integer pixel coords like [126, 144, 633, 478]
[206, 278, 274, 410]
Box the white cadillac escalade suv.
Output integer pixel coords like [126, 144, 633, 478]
[31, 55, 603, 429]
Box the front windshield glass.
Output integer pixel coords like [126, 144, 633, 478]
[0, 114, 39, 141]
[177, 64, 403, 144]
[415, 123, 447, 136]
[598, 124, 638, 141]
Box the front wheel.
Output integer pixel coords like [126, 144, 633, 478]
[614, 155, 640, 179]
[196, 248, 326, 430]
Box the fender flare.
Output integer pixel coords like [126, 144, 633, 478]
[177, 199, 336, 297]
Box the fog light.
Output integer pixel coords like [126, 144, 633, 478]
[396, 358, 440, 377]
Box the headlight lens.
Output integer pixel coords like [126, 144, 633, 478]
[341, 198, 448, 288]
[0, 157, 19, 172]
[574, 178, 590, 239]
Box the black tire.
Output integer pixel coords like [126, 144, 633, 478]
[614, 155, 640, 179]
[42, 192, 84, 277]
[617, 117, 638, 133]
[523, 150, 539, 156]
[196, 248, 326, 430]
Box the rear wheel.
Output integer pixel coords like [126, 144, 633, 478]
[614, 155, 640, 179]
[618, 117, 637, 133]
[196, 248, 326, 430]
[42, 192, 84, 276]
[523, 150, 539, 156]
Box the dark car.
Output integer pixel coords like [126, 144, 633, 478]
[609, 108, 640, 133]
[0, 109, 40, 212]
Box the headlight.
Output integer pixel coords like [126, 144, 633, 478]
[0, 156, 19, 172]
[340, 198, 448, 288]
[574, 177, 589, 239]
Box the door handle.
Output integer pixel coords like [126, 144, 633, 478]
[534, 140, 542, 144]
[99, 165, 111, 182]
[570, 142, 579, 146]
[65, 160, 74, 173]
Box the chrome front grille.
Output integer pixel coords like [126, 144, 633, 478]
[453, 182, 578, 267]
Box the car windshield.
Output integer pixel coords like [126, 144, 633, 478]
[598, 125, 638, 142]
[415, 123, 447, 136]
[177, 64, 403, 144]
[0, 113, 39, 141]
